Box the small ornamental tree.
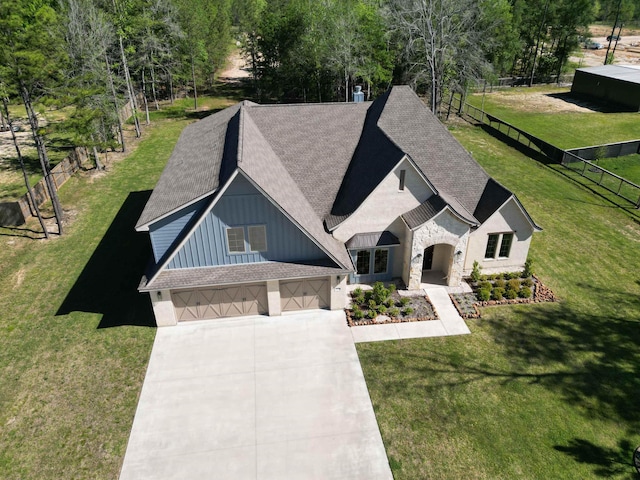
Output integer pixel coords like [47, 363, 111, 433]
[470, 260, 482, 283]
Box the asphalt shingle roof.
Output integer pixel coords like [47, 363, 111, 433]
[137, 86, 536, 286]
[141, 261, 349, 291]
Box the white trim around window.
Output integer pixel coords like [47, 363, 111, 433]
[226, 226, 246, 254]
[248, 225, 267, 252]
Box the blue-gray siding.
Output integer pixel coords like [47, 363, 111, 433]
[168, 176, 329, 268]
[149, 198, 209, 262]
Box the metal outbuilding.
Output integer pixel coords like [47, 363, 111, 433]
[571, 64, 640, 111]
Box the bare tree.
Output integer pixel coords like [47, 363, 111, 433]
[386, 0, 492, 114]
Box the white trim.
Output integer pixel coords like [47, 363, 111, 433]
[225, 226, 246, 254]
[135, 190, 217, 232]
[248, 224, 267, 252]
[144, 170, 241, 288]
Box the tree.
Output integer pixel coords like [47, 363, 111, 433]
[386, 0, 493, 114]
[0, 0, 67, 234]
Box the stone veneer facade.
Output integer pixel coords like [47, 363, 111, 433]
[407, 210, 470, 290]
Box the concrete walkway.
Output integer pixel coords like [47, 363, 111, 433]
[119, 311, 393, 480]
[350, 285, 471, 343]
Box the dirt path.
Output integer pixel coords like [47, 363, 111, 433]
[218, 48, 250, 83]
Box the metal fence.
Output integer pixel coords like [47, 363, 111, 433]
[561, 151, 640, 208]
[449, 94, 640, 209]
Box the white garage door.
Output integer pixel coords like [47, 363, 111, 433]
[172, 283, 268, 321]
[280, 278, 329, 312]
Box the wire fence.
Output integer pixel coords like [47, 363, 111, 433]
[449, 94, 640, 209]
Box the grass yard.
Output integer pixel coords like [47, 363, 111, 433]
[466, 87, 640, 149]
[0, 93, 236, 479]
[357, 123, 640, 479]
[596, 154, 640, 186]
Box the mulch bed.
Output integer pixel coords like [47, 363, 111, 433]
[450, 275, 558, 319]
[346, 291, 439, 327]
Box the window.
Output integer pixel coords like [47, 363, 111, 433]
[399, 169, 406, 190]
[374, 249, 388, 274]
[499, 233, 513, 258]
[226, 227, 245, 253]
[356, 250, 371, 274]
[485, 232, 514, 259]
[248, 225, 267, 252]
[485, 234, 499, 259]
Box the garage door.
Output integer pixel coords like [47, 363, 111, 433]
[280, 278, 329, 312]
[172, 283, 268, 321]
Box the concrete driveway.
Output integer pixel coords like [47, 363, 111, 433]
[119, 310, 393, 480]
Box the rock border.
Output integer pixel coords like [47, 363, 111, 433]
[451, 275, 558, 319]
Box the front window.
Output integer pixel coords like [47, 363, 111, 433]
[356, 250, 371, 274]
[374, 249, 388, 274]
[248, 225, 267, 252]
[499, 233, 513, 258]
[485, 234, 499, 259]
[226, 227, 245, 253]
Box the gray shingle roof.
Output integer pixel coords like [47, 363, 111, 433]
[136, 102, 252, 229]
[137, 86, 538, 283]
[141, 261, 349, 291]
[345, 231, 400, 249]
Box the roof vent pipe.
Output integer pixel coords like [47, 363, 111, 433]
[353, 85, 365, 103]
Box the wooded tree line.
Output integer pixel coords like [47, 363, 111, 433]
[0, 0, 634, 236]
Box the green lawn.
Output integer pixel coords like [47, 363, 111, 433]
[467, 87, 640, 149]
[0, 94, 236, 479]
[596, 154, 640, 186]
[357, 124, 640, 479]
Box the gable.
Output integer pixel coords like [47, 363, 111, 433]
[149, 197, 209, 262]
[167, 175, 329, 269]
[332, 157, 434, 242]
[474, 197, 535, 237]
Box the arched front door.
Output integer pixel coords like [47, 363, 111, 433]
[422, 245, 434, 270]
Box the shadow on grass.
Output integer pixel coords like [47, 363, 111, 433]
[545, 92, 631, 113]
[478, 124, 556, 165]
[553, 438, 638, 478]
[479, 298, 640, 428]
[57, 190, 156, 328]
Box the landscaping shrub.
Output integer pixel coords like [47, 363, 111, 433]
[522, 257, 534, 278]
[507, 279, 521, 292]
[372, 282, 390, 305]
[377, 304, 388, 314]
[364, 290, 373, 301]
[353, 292, 365, 304]
[399, 296, 411, 307]
[352, 287, 362, 297]
[494, 278, 506, 289]
[518, 286, 532, 298]
[366, 309, 376, 319]
[506, 271, 520, 280]
[491, 287, 505, 300]
[470, 260, 482, 283]
[385, 297, 395, 308]
[522, 278, 533, 288]
[479, 281, 492, 291]
[477, 288, 491, 301]
[505, 289, 518, 299]
[352, 306, 365, 320]
[389, 307, 400, 317]
[388, 283, 396, 294]
[402, 307, 414, 315]
[369, 299, 377, 310]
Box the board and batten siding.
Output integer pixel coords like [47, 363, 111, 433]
[168, 176, 328, 268]
[149, 197, 210, 262]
